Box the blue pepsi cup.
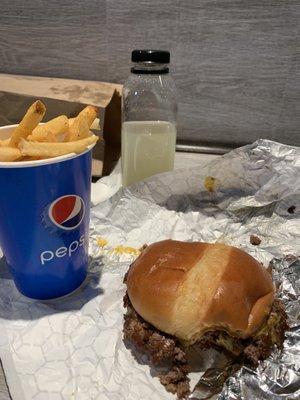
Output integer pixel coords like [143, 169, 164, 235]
[0, 125, 94, 300]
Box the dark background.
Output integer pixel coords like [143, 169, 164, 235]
[0, 0, 299, 150]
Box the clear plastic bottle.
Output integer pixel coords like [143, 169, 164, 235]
[122, 50, 177, 187]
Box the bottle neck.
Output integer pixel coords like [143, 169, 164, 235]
[131, 62, 169, 74]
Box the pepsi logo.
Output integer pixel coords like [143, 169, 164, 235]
[48, 195, 85, 230]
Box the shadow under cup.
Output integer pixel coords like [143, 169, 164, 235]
[0, 125, 93, 300]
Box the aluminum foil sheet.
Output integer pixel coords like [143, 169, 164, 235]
[0, 139, 299, 400]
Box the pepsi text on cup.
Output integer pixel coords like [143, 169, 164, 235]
[40, 234, 85, 265]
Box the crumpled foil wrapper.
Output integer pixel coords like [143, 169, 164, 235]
[0, 139, 299, 400]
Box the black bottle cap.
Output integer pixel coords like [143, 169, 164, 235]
[131, 50, 170, 64]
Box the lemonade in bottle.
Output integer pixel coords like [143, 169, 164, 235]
[122, 50, 177, 187]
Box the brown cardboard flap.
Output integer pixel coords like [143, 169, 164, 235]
[102, 90, 122, 175]
[0, 74, 122, 108]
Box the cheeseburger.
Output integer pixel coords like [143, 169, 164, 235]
[123, 240, 287, 399]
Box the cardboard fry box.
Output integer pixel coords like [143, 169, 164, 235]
[0, 74, 122, 177]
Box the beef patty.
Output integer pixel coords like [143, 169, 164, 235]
[123, 293, 287, 399]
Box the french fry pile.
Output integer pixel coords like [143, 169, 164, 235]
[0, 100, 99, 162]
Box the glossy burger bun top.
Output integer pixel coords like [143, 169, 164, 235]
[126, 240, 275, 344]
